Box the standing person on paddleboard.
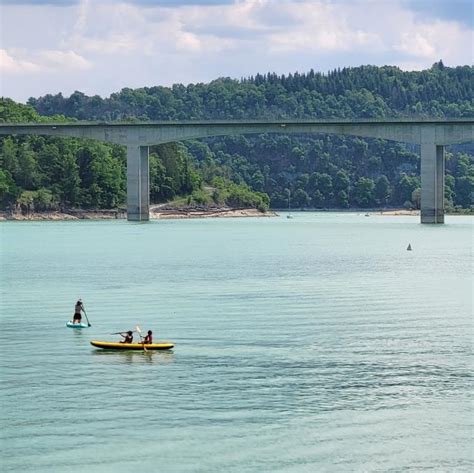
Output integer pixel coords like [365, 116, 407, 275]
[73, 299, 85, 324]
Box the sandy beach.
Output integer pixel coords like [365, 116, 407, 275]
[368, 209, 420, 216]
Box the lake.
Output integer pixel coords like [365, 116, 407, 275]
[1, 213, 472, 472]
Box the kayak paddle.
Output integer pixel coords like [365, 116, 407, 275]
[83, 306, 91, 327]
[135, 325, 147, 353]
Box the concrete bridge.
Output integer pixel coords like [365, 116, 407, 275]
[1, 118, 473, 223]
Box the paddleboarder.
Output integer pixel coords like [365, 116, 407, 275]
[73, 299, 85, 324]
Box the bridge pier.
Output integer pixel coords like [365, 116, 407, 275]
[420, 143, 445, 224]
[127, 145, 150, 221]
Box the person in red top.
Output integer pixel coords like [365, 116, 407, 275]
[143, 330, 153, 344]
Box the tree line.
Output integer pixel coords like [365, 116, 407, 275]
[0, 99, 268, 213]
[1, 62, 473, 213]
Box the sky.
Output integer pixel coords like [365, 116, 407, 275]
[0, 0, 472, 103]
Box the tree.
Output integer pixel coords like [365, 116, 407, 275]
[16, 144, 39, 189]
[334, 169, 350, 193]
[154, 142, 201, 197]
[0, 137, 19, 176]
[312, 190, 324, 208]
[224, 181, 269, 211]
[353, 177, 375, 207]
[318, 173, 333, 196]
[16, 190, 35, 215]
[411, 188, 421, 209]
[0, 98, 40, 122]
[335, 190, 349, 208]
[250, 170, 265, 192]
[0, 169, 18, 207]
[292, 188, 311, 208]
[77, 142, 126, 208]
[455, 176, 474, 207]
[445, 174, 455, 205]
[375, 175, 391, 205]
[34, 188, 57, 211]
[308, 172, 333, 205]
[149, 152, 168, 202]
[395, 174, 419, 204]
[58, 153, 81, 206]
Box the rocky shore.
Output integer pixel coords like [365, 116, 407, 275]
[2, 207, 470, 221]
[0, 206, 275, 221]
[150, 205, 275, 219]
[0, 209, 126, 221]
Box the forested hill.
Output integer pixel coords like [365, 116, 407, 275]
[1, 63, 473, 213]
[29, 63, 473, 120]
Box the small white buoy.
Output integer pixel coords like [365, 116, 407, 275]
[407, 243, 412, 251]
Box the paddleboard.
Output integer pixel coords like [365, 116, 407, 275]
[66, 321, 89, 329]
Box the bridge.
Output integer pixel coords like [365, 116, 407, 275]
[1, 118, 473, 223]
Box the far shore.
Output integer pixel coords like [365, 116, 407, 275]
[0, 206, 276, 221]
[1, 207, 471, 221]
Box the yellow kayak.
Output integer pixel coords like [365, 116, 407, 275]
[90, 340, 174, 351]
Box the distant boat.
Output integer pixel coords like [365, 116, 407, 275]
[407, 243, 412, 251]
[365, 213, 370, 217]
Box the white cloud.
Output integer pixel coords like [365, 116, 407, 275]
[0, 48, 92, 74]
[1, 0, 472, 101]
[68, 33, 143, 54]
[0, 49, 40, 73]
[394, 20, 472, 62]
[38, 50, 93, 70]
[63, 1, 238, 55]
[396, 32, 437, 58]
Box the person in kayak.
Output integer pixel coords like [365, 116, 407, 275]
[73, 299, 84, 324]
[142, 330, 153, 344]
[119, 331, 134, 343]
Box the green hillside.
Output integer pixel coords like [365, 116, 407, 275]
[1, 63, 473, 213]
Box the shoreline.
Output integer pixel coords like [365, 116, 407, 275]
[151, 207, 275, 219]
[0, 207, 276, 221]
[1, 207, 471, 221]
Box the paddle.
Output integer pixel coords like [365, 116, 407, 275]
[135, 325, 147, 353]
[82, 306, 91, 327]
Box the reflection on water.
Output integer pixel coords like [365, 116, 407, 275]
[71, 329, 88, 337]
[91, 349, 175, 365]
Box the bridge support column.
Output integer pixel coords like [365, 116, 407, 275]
[420, 143, 444, 224]
[127, 145, 149, 221]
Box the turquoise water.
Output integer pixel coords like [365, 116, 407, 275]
[1, 213, 472, 472]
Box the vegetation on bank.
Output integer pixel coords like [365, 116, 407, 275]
[0, 99, 269, 213]
[1, 63, 473, 213]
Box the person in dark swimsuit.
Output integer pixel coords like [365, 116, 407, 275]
[143, 330, 153, 344]
[73, 300, 84, 324]
[120, 331, 133, 343]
